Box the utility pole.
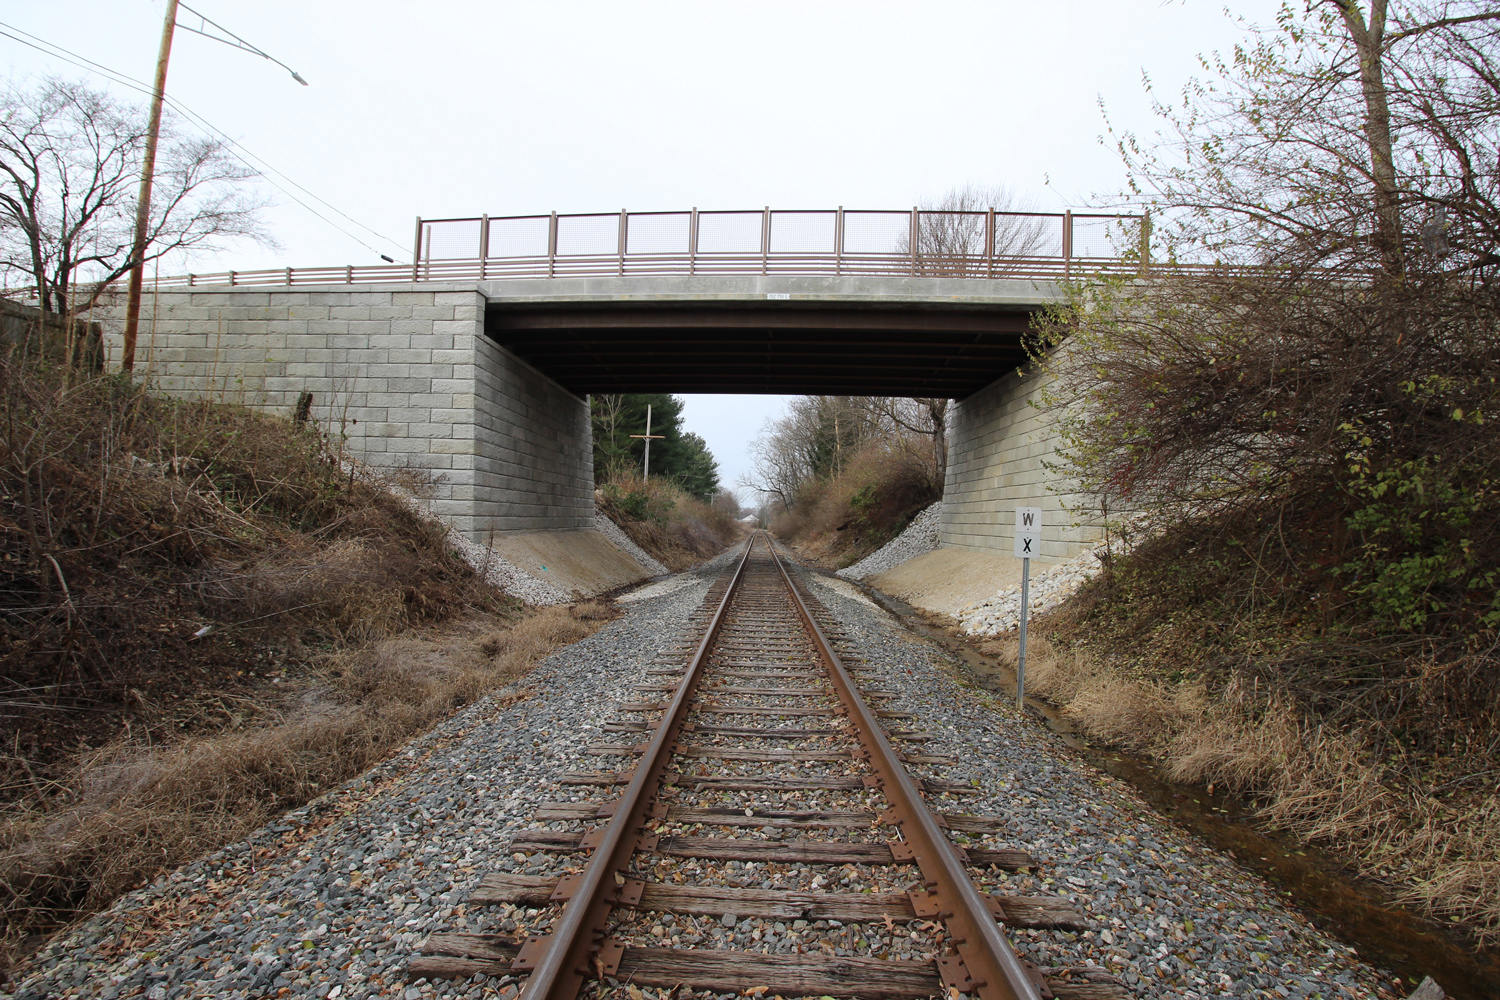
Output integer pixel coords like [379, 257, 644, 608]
[119, 2, 307, 373]
[121, 0, 180, 374]
[629, 403, 665, 480]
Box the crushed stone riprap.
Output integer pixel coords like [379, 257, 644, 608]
[836, 501, 942, 581]
[376, 475, 572, 606]
[593, 511, 669, 577]
[16, 543, 1402, 1000]
[954, 544, 1107, 636]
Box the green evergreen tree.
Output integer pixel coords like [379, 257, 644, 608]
[590, 394, 720, 498]
[674, 432, 722, 500]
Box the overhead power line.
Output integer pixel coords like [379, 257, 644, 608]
[0, 19, 409, 262]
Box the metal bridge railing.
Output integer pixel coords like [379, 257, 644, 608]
[120, 207, 1159, 290]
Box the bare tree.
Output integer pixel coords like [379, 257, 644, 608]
[867, 396, 949, 488]
[589, 392, 630, 480]
[741, 397, 890, 509]
[1109, 1, 1500, 277]
[899, 183, 1052, 276]
[0, 78, 267, 318]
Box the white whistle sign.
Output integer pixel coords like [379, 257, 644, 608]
[1014, 507, 1041, 558]
[1014, 506, 1041, 708]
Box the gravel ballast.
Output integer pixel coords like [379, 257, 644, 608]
[15, 541, 1407, 1000]
[796, 562, 1402, 1000]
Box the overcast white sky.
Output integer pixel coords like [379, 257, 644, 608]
[2, 0, 1279, 495]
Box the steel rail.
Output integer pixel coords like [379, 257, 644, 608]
[517, 538, 756, 1000]
[765, 541, 1045, 1000]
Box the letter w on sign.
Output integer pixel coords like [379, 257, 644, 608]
[1014, 507, 1042, 558]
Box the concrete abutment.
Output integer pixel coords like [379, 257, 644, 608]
[94, 283, 594, 543]
[940, 352, 1104, 563]
[93, 277, 1101, 567]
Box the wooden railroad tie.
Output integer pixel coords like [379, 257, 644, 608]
[412, 936, 1126, 1000]
[505, 830, 1038, 870]
[556, 770, 979, 796]
[466, 871, 1089, 929]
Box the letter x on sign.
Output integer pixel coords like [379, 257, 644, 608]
[1014, 507, 1042, 559]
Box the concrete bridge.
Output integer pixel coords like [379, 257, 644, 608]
[97, 207, 1144, 564]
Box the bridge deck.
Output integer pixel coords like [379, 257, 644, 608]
[481, 275, 1058, 397]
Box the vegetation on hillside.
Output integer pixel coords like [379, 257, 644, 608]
[596, 473, 745, 572]
[747, 395, 943, 567]
[590, 393, 720, 500]
[0, 355, 614, 972]
[588, 392, 744, 569]
[1029, 1, 1500, 941]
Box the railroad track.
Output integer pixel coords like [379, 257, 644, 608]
[412, 534, 1127, 999]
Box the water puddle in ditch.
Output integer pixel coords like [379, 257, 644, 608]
[858, 584, 1500, 1000]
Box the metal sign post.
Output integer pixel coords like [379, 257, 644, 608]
[1014, 507, 1041, 708]
[629, 403, 666, 480]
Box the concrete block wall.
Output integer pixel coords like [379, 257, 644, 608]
[940, 360, 1103, 562]
[94, 283, 593, 539]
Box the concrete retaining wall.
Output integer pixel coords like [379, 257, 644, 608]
[94, 283, 593, 539]
[939, 359, 1103, 562]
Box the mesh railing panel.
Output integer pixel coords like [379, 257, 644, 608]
[555, 214, 620, 256]
[423, 220, 481, 260]
[486, 216, 549, 258]
[1072, 215, 1130, 258]
[914, 211, 989, 256]
[627, 213, 691, 255]
[769, 211, 836, 254]
[696, 212, 764, 254]
[842, 212, 911, 255]
[997, 213, 1064, 257]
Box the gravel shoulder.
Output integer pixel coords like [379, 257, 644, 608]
[14, 544, 1404, 1000]
[795, 565, 1402, 1000]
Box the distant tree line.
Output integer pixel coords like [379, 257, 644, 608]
[744, 395, 947, 511]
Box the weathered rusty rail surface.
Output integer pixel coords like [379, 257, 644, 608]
[411, 534, 1126, 999]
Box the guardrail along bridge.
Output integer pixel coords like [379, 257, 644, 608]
[96, 206, 1141, 557]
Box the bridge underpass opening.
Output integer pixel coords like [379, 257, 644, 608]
[484, 298, 1040, 397]
[96, 276, 1090, 559]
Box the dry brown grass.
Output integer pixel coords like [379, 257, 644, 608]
[596, 474, 744, 572]
[995, 633, 1500, 943]
[0, 599, 615, 972]
[0, 355, 625, 972]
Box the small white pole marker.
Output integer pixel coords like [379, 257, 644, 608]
[1014, 507, 1042, 707]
